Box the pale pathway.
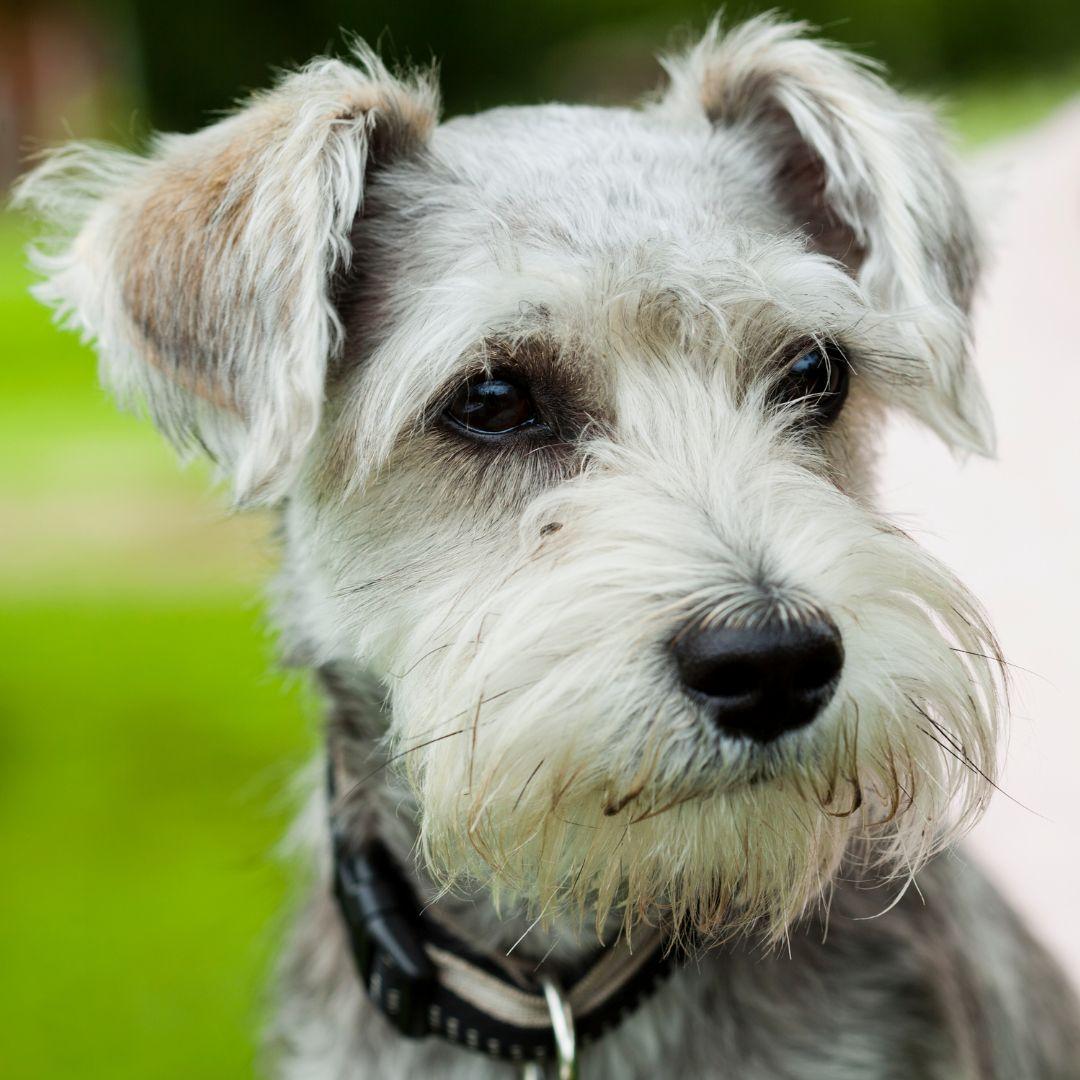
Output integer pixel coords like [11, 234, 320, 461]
[882, 102, 1080, 980]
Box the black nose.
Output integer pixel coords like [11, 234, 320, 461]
[672, 611, 844, 743]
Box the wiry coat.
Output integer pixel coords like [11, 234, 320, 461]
[16, 15, 1080, 1078]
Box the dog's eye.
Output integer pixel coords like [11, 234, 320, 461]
[775, 342, 850, 424]
[444, 372, 540, 437]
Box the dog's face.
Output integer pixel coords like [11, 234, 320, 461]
[20, 18, 1003, 942]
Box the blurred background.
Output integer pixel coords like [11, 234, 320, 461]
[2, 2, 1078, 1077]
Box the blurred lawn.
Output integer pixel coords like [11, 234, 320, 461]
[1, 70, 1077, 1078]
[0, 211, 315, 1079]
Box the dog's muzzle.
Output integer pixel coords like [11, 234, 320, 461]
[672, 609, 843, 742]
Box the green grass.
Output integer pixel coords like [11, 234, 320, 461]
[0, 216, 315, 1078]
[0, 600, 314, 1079]
[1, 70, 1077, 1078]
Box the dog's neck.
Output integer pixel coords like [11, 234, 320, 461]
[318, 661, 606, 969]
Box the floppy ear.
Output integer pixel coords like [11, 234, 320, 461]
[660, 16, 994, 456]
[15, 49, 439, 504]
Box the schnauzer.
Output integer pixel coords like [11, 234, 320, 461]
[18, 15, 1080, 1079]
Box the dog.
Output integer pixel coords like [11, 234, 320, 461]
[17, 14, 1080, 1078]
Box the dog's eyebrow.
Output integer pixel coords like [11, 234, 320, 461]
[433, 333, 572, 386]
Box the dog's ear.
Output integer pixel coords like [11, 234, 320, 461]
[15, 50, 439, 504]
[660, 17, 993, 456]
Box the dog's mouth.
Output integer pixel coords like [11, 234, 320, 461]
[598, 721, 815, 813]
[735, 754, 793, 789]
[605, 750, 792, 817]
[700, 722, 812, 789]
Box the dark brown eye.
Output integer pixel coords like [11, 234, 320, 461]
[775, 342, 850, 424]
[444, 373, 540, 437]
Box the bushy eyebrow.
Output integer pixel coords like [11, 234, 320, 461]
[423, 335, 552, 402]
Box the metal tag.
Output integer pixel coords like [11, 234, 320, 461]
[541, 976, 578, 1080]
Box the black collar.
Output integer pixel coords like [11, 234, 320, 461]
[328, 765, 678, 1067]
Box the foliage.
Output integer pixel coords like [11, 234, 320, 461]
[109, 0, 1080, 135]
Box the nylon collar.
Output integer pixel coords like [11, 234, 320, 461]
[328, 760, 677, 1066]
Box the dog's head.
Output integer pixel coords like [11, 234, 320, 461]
[19, 17, 1003, 942]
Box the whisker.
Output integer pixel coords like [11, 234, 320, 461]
[949, 647, 1045, 683]
[629, 791, 699, 825]
[514, 760, 546, 812]
[916, 722, 1048, 821]
[338, 726, 467, 804]
[387, 641, 454, 679]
